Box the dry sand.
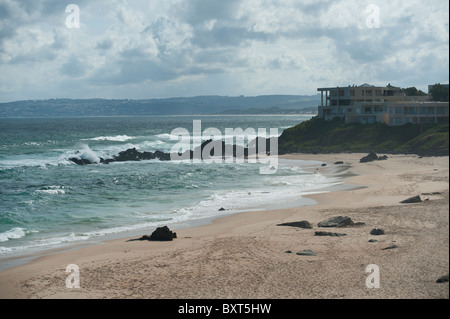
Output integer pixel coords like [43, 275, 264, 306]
[0, 153, 448, 299]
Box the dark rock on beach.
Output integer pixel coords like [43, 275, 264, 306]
[370, 228, 385, 235]
[277, 220, 313, 229]
[314, 231, 346, 237]
[148, 226, 177, 241]
[359, 152, 388, 163]
[218, 207, 226, 211]
[359, 151, 379, 163]
[382, 244, 399, 250]
[296, 249, 317, 256]
[318, 216, 354, 228]
[128, 226, 177, 242]
[436, 274, 449, 283]
[334, 161, 344, 165]
[400, 195, 422, 203]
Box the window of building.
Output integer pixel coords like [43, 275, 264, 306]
[356, 107, 361, 114]
[395, 107, 402, 114]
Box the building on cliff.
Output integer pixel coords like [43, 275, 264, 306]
[317, 83, 449, 125]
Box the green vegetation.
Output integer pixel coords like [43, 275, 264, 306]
[429, 83, 449, 102]
[402, 87, 427, 96]
[278, 117, 449, 156]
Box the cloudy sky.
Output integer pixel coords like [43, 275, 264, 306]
[0, 0, 448, 102]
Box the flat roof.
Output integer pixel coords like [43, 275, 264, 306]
[317, 85, 402, 91]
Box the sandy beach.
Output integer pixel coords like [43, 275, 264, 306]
[0, 153, 448, 299]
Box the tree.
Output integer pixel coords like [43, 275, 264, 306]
[429, 83, 449, 102]
[403, 87, 427, 96]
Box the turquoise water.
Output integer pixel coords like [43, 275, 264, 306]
[0, 115, 340, 260]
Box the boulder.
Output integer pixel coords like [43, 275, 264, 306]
[218, 207, 226, 211]
[359, 152, 379, 163]
[314, 231, 346, 237]
[318, 216, 354, 228]
[296, 249, 317, 256]
[370, 228, 385, 235]
[436, 274, 449, 283]
[334, 161, 344, 165]
[129, 226, 177, 242]
[400, 195, 422, 204]
[277, 220, 313, 229]
[148, 226, 177, 241]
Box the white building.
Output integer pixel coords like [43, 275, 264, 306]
[317, 83, 449, 126]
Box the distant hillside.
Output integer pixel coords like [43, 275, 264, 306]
[0, 95, 320, 117]
[278, 117, 449, 156]
[216, 106, 318, 115]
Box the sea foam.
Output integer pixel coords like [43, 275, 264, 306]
[0, 228, 27, 243]
[82, 135, 134, 142]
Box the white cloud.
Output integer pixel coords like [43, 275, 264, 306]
[0, 0, 448, 102]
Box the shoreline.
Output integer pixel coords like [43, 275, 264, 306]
[0, 157, 352, 272]
[0, 153, 448, 299]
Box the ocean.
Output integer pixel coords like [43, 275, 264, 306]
[0, 115, 343, 265]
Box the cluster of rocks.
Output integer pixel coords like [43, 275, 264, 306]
[280, 216, 366, 256]
[279, 216, 407, 255]
[69, 138, 275, 165]
[359, 151, 388, 163]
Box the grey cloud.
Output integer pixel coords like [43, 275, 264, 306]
[192, 24, 269, 48]
[9, 49, 56, 64]
[60, 56, 86, 78]
[177, 0, 242, 26]
[96, 38, 114, 51]
[91, 56, 178, 85]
